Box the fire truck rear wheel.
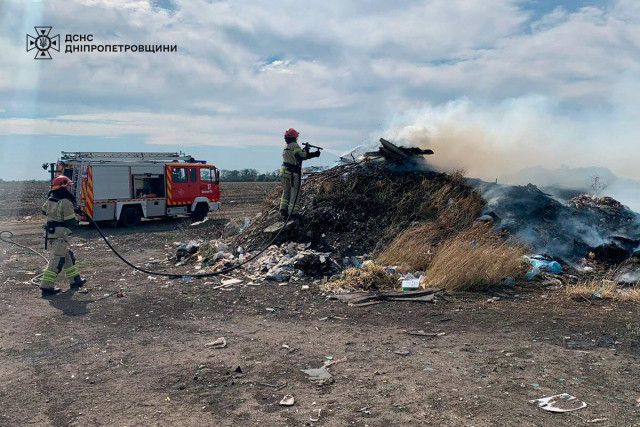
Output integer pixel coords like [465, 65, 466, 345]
[119, 206, 142, 227]
[191, 203, 208, 221]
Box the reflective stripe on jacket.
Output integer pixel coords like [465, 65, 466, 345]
[282, 142, 309, 171]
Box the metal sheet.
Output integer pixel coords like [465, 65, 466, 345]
[146, 200, 166, 217]
[92, 165, 131, 200]
[91, 202, 115, 221]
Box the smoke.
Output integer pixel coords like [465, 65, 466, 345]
[618, 271, 640, 284]
[379, 81, 640, 209]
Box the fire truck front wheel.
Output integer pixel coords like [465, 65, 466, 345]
[191, 203, 209, 221]
[119, 206, 142, 227]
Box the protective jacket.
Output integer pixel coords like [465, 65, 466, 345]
[281, 141, 310, 173]
[43, 189, 78, 236]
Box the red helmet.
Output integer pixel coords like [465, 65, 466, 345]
[52, 175, 72, 190]
[284, 128, 299, 139]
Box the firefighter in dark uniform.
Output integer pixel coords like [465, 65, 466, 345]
[40, 175, 87, 297]
[279, 128, 320, 220]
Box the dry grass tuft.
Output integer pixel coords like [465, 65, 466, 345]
[323, 264, 397, 292]
[376, 222, 446, 272]
[421, 224, 529, 291]
[376, 170, 484, 271]
[565, 276, 640, 303]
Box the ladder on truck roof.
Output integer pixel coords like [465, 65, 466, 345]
[60, 152, 194, 163]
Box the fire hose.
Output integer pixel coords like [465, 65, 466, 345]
[0, 230, 49, 285]
[1, 177, 304, 281]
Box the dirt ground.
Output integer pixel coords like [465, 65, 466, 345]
[1, 182, 639, 426]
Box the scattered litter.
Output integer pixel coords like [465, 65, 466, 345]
[394, 349, 411, 356]
[279, 395, 295, 406]
[190, 217, 209, 227]
[530, 393, 587, 413]
[487, 297, 500, 303]
[221, 278, 243, 286]
[531, 258, 562, 274]
[204, 337, 227, 349]
[323, 357, 347, 367]
[587, 418, 608, 423]
[282, 344, 295, 353]
[302, 366, 332, 381]
[526, 256, 562, 280]
[77, 288, 88, 294]
[325, 355, 333, 360]
[400, 273, 422, 291]
[357, 406, 372, 415]
[310, 408, 322, 422]
[406, 331, 445, 337]
[330, 288, 443, 306]
[116, 292, 125, 298]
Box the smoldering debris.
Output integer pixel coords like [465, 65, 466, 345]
[172, 140, 638, 290]
[471, 180, 640, 263]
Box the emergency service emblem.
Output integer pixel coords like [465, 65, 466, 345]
[26, 26, 60, 60]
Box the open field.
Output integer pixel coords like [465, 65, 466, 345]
[1, 182, 639, 426]
[0, 181, 277, 222]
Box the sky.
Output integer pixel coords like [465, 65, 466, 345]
[0, 0, 638, 189]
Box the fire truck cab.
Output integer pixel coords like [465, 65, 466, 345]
[47, 152, 220, 227]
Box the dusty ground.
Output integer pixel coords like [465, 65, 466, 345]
[1, 182, 639, 426]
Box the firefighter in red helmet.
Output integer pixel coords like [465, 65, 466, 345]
[279, 128, 320, 221]
[40, 175, 87, 297]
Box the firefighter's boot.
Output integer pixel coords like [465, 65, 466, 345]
[41, 287, 62, 297]
[71, 276, 87, 289]
[40, 269, 61, 297]
[65, 266, 85, 288]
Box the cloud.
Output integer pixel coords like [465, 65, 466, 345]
[1, 0, 639, 180]
[0, 111, 358, 147]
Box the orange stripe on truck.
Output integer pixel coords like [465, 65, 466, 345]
[86, 166, 94, 218]
[166, 166, 174, 205]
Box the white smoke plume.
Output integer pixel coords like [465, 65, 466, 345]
[378, 81, 640, 210]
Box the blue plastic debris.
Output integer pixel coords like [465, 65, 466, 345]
[530, 259, 562, 274]
[525, 256, 562, 280]
[525, 267, 541, 281]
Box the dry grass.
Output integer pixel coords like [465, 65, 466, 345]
[420, 224, 529, 291]
[323, 264, 398, 292]
[376, 171, 484, 271]
[565, 275, 640, 303]
[377, 222, 446, 272]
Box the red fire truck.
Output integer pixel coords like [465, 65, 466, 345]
[44, 152, 221, 226]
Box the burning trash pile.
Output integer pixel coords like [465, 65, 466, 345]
[175, 139, 639, 293]
[237, 161, 484, 257]
[230, 152, 529, 291]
